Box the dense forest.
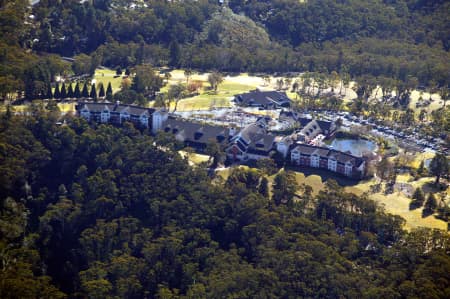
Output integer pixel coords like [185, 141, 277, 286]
[0, 0, 449, 101]
[1, 107, 449, 298]
[1, 1, 450, 297]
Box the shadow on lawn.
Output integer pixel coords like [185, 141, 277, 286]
[284, 165, 362, 187]
[409, 200, 423, 210]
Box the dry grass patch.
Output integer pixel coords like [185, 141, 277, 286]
[175, 81, 256, 111]
[179, 151, 210, 166]
[410, 151, 435, 169]
[371, 192, 447, 231]
[346, 177, 448, 231]
[293, 172, 324, 196]
[93, 68, 124, 94]
[408, 90, 444, 114]
[216, 165, 250, 181]
[57, 102, 76, 113]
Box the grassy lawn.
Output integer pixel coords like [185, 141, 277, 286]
[163, 70, 324, 112]
[410, 151, 435, 169]
[346, 177, 448, 231]
[176, 81, 256, 111]
[213, 164, 448, 231]
[58, 102, 76, 113]
[371, 192, 447, 231]
[294, 172, 324, 196]
[216, 165, 249, 181]
[93, 68, 124, 94]
[6, 104, 27, 113]
[408, 90, 444, 114]
[179, 151, 210, 166]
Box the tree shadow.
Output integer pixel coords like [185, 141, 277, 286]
[284, 165, 361, 187]
[422, 181, 445, 193]
[422, 208, 434, 218]
[409, 200, 422, 210]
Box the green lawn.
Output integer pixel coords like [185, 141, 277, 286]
[294, 172, 324, 196]
[175, 81, 257, 111]
[345, 177, 448, 231]
[93, 68, 124, 94]
[408, 90, 444, 114]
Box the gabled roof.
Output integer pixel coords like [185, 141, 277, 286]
[292, 144, 364, 167]
[248, 134, 275, 153]
[162, 119, 230, 146]
[76, 102, 155, 116]
[278, 112, 335, 132]
[300, 120, 322, 137]
[230, 123, 275, 154]
[79, 102, 116, 112]
[238, 123, 266, 144]
[297, 117, 313, 127]
[316, 120, 334, 132]
[235, 90, 291, 107]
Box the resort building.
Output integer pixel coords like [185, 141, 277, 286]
[161, 119, 232, 152]
[227, 122, 276, 161]
[234, 90, 291, 109]
[290, 144, 366, 178]
[76, 102, 155, 129]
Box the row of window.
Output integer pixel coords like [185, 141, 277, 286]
[81, 110, 149, 126]
[292, 152, 353, 175]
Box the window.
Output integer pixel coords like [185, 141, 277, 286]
[101, 110, 110, 123]
[121, 112, 130, 120]
[345, 163, 353, 176]
[311, 154, 320, 168]
[328, 157, 337, 172]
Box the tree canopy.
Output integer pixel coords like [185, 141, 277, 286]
[0, 110, 449, 298]
[1, 0, 448, 101]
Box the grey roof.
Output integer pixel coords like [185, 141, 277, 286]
[79, 102, 115, 112]
[248, 134, 276, 153]
[235, 90, 291, 107]
[300, 120, 322, 138]
[116, 105, 154, 116]
[316, 120, 334, 132]
[278, 112, 314, 127]
[163, 119, 230, 146]
[298, 117, 313, 127]
[292, 144, 364, 167]
[278, 112, 334, 132]
[238, 123, 266, 143]
[77, 102, 155, 116]
[231, 123, 275, 153]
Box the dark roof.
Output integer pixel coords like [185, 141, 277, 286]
[236, 123, 266, 144]
[278, 111, 334, 132]
[78, 102, 115, 112]
[77, 102, 155, 116]
[163, 119, 230, 146]
[230, 123, 275, 153]
[292, 144, 364, 167]
[279, 111, 297, 118]
[235, 90, 291, 107]
[316, 120, 334, 132]
[249, 134, 275, 152]
[298, 117, 313, 127]
[116, 104, 155, 116]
